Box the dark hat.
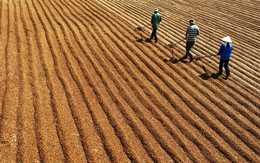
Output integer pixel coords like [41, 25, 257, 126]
[189, 19, 195, 23]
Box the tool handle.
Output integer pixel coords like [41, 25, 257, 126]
[195, 54, 218, 60]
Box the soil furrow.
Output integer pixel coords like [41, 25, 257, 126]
[197, 5, 259, 26]
[96, 0, 260, 135]
[23, 0, 65, 162]
[55, 0, 173, 160]
[25, 0, 85, 161]
[205, 1, 260, 23]
[151, 46, 260, 137]
[88, 1, 260, 161]
[114, 37, 257, 161]
[29, 0, 71, 161]
[102, 0, 260, 114]
[138, 40, 260, 138]
[79, 1, 244, 162]
[14, 0, 40, 162]
[86, 19, 189, 163]
[0, 0, 8, 116]
[76, 4, 213, 162]
[49, 0, 144, 162]
[43, 0, 127, 161]
[139, 0, 260, 52]
[145, 0, 257, 78]
[89, 16, 224, 163]
[1, 0, 259, 162]
[118, 20, 257, 160]
[0, 0, 20, 161]
[153, 0, 260, 45]
[96, 25, 238, 162]
[77, 24, 185, 163]
[167, 5, 260, 63]
[101, 0, 260, 78]
[98, 0, 260, 99]
[66, 0, 200, 162]
[104, 10, 258, 107]
[24, 0, 71, 161]
[31, 0, 91, 162]
[39, 0, 101, 161]
[0, 0, 2, 34]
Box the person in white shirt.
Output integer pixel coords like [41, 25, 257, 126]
[182, 19, 200, 62]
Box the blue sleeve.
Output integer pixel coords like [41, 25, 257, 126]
[218, 45, 224, 55]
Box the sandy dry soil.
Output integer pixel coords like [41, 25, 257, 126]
[0, 0, 259, 162]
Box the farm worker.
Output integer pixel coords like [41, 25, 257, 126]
[216, 36, 233, 79]
[182, 19, 200, 62]
[149, 8, 162, 43]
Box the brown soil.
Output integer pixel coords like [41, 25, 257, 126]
[0, 0, 259, 162]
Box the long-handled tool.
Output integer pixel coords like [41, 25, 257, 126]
[202, 65, 208, 74]
[164, 39, 185, 62]
[136, 24, 150, 42]
[194, 54, 218, 60]
[136, 24, 150, 31]
[168, 39, 184, 49]
[169, 49, 178, 62]
[194, 54, 218, 75]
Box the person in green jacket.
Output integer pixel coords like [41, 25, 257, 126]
[150, 8, 162, 43]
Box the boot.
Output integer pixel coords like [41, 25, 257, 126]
[226, 72, 230, 80]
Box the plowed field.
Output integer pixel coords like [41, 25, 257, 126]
[0, 0, 259, 162]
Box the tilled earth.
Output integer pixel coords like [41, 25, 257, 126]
[0, 0, 259, 162]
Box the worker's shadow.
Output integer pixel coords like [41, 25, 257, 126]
[199, 73, 211, 80]
[136, 38, 151, 43]
[211, 73, 221, 79]
[136, 38, 144, 42]
[163, 57, 179, 64]
[178, 57, 189, 64]
[162, 57, 193, 65]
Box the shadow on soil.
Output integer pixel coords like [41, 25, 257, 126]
[136, 38, 152, 43]
[163, 57, 179, 64]
[136, 38, 144, 42]
[199, 73, 211, 80]
[178, 57, 189, 64]
[199, 73, 222, 80]
[163, 57, 192, 64]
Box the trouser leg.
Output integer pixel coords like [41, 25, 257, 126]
[218, 60, 224, 75]
[184, 41, 195, 58]
[150, 28, 156, 40]
[224, 60, 230, 75]
[154, 29, 158, 42]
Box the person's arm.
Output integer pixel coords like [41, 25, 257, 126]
[185, 28, 189, 40]
[197, 28, 200, 36]
[151, 15, 154, 24]
[218, 45, 224, 55]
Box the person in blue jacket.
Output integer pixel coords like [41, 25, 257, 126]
[217, 36, 233, 79]
[149, 8, 162, 43]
